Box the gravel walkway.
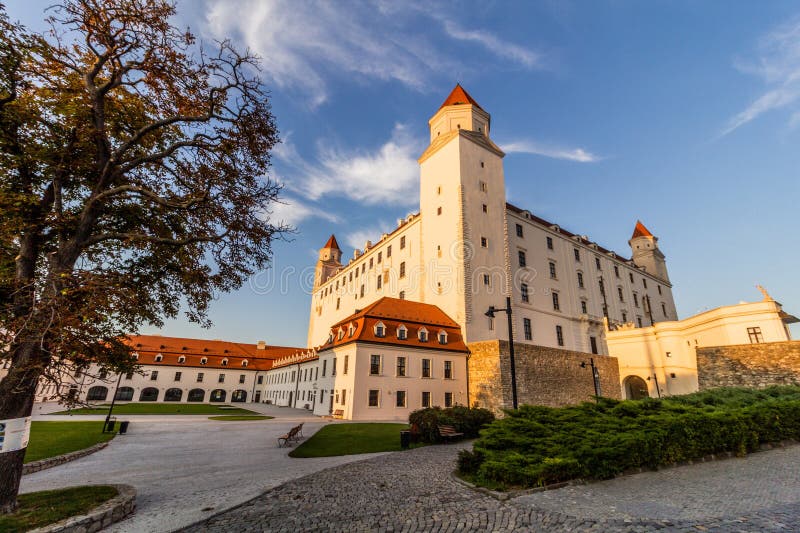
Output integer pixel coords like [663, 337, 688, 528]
[184, 443, 800, 532]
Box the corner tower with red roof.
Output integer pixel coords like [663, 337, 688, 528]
[628, 220, 670, 282]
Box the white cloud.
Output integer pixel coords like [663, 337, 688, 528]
[344, 224, 393, 251]
[722, 17, 800, 136]
[262, 195, 339, 228]
[202, 0, 542, 106]
[501, 140, 602, 162]
[276, 124, 422, 206]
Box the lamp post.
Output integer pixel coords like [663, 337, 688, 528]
[580, 358, 602, 398]
[103, 372, 123, 433]
[486, 296, 518, 410]
[644, 294, 655, 326]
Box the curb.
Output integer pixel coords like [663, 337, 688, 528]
[23, 441, 112, 475]
[450, 471, 581, 501]
[29, 484, 136, 533]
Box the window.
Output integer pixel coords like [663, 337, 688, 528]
[399, 262, 406, 278]
[444, 392, 454, 408]
[336, 297, 340, 310]
[577, 272, 584, 288]
[437, 206, 442, 215]
[516, 223, 523, 237]
[400, 236, 406, 249]
[521, 283, 529, 303]
[479, 181, 487, 192]
[438, 330, 448, 344]
[747, 327, 764, 344]
[637, 316, 643, 327]
[422, 359, 431, 378]
[422, 391, 431, 407]
[197, 373, 204, 382]
[370, 354, 381, 375]
[332, 358, 337, 376]
[661, 302, 667, 317]
[150, 371, 158, 380]
[387, 245, 392, 257]
[396, 390, 407, 407]
[518, 250, 526, 268]
[444, 360, 453, 379]
[629, 272, 634, 283]
[239, 374, 246, 384]
[257, 375, 263, 384]
[322, 360, 327, 377]
[546, 236, 553, 250]
[399, 291, 405, 300]
[643, 278, 648, 289]
[581, 300, 588, 314]
[341, 389, 346, 405]
[396, 356, 407, 377]
[622, 312, 628, 322]
[614, 265, 620, 278]
[344, 355, 349, 374]
[658, 285, 662, 295]
[178, 356, 185, 364]
[549, 262, 557, 279]
[552, 292, 560, 311]
[483, 274, 490, 286]
[633, 293, 639, 307]
[523, 318, 532, 340]
[174, 371, 182, 381]
[595, 256, 601, 269]
[155, 355, 163, 362]
[221, 358, 228, 366]
[481, 236, 488, 248]
[397, 325, 407, 340]
[369, 258, 373, 269]
[574, 248, 580, 262]
[590, 336, 598, 355]
[375, 322, 386, 337]
[377, 276, 382, 289]
[378, 251, 382, 263]
[418, 328, 428, 342]
[218, 374, 225, 383]
[618, 287, 624, 302]
[368, 390, 380, 407]
[360, 285, 364, 298]
[556, 325, 564, 346]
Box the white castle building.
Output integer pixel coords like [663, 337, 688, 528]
[307, 85, 678, 358]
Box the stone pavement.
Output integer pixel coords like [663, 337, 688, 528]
[21, 406, 387, 532]
[186, 443, 800, 532]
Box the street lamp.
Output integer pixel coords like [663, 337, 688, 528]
[485, 296, 518, 410]
[580, 358, 602, 398]
[103, 372, 123, 433]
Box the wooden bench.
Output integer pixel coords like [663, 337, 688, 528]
[332, 409, 344, 419]
[277, 424, 304, 447]
[438, 424, 464, 443]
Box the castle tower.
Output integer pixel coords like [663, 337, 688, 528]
[628, 221, 670, 282]
[419, 84, 509, 342]
[314, 234, 342, 289]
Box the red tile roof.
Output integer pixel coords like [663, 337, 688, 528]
[323, 234, 340, 250]
[439, 84, 485, 112]
[631, 220, 654, 239]
[125, 335, 302, 370]
[316, 297, 468, 353]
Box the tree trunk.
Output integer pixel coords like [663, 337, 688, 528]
[0, 341, 44, 513]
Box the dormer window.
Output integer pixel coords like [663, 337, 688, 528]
[337, 328, 345, 341]
[327, 332, 334, 344]
[178, 356, 185, 364]
[242, 360, 248, 367]
[155, 354, 163, 362]
[397, 325, 408, 340]
[374, 322, 386, 338]
[221, 358, 228, 366]
[132, 353, 139, 360]
[347, 323, 356, 337]
[438, 330, 448, 345]
[200, 357, 207, 365]
[418, 327, 429, 342]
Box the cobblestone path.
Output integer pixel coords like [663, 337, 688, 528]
[183, 443, 800, 532]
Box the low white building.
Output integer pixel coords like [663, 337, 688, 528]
[261, 297, 470, 421]
[607, 289, 797, 399]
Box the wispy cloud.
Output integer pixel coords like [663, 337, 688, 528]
[263, 195, 339, 228]
[344, 224, 393, 251]
[202, 0, 543, 106]
[721, 16, 800, 136]
[501, 140, 602, 162]
[275, 124, 422, 206]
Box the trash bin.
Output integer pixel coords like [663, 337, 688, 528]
[105, 420, 116, 433]
[119, 421, 130, 434]
[400, 430, 411, 450]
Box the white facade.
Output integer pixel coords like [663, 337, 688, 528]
[607, 293, 795, 399]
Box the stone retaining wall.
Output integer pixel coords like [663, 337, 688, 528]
[697, 341, 800, 390]
[469, 340, 621, 414]
[23, 441, 111, 475]
[29, 484, 136, 533]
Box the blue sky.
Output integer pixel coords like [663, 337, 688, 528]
[10, 1, 800, 345]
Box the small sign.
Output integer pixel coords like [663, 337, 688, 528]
[0, 417, 31, 454]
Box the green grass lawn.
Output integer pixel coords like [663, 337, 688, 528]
[25, 422, 115, 464]
[55, 403, 257, 415]
[0, 486, 118, 532]
[207, 415, 273, 421]
[289, 423, 425, 458]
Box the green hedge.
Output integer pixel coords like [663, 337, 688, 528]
[458, 386, 800, 489]
[409, 406, 495, 443]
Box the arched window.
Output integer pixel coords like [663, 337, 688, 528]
[232, 390, 247, 403]
[86, 385, 108, 401]
[221, 358, 228, 366]
[200, 357, 207, 365]
[187, 389, 205, 402]
[348, 323, 356, 337]
[241, 360, 248, 367]
[397, 324, 408, 340]
[438, 330, 448, 345]
[164, 388, 183, 401]
[374, 322, 386, 337]
[154, 354, 163, 362]
[418, 327, 429, 342]
[140, 387, 159, 401]
[178, 356, 186, 363]
[337, 327, 345, 341]
[115, 386, 134, 401]
[210, 389, 227, 402]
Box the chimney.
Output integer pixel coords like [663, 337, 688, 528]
[257, 340, 266, 350]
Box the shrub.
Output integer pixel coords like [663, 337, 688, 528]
[410, 406, 495, 443]
[459, 386, 800, 490]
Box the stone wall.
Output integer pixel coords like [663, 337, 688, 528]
[697, 341, 800, 390]
[23, 441, 111, 475]
[468, 340, 621, 414]
[34, 484, 136, 533]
